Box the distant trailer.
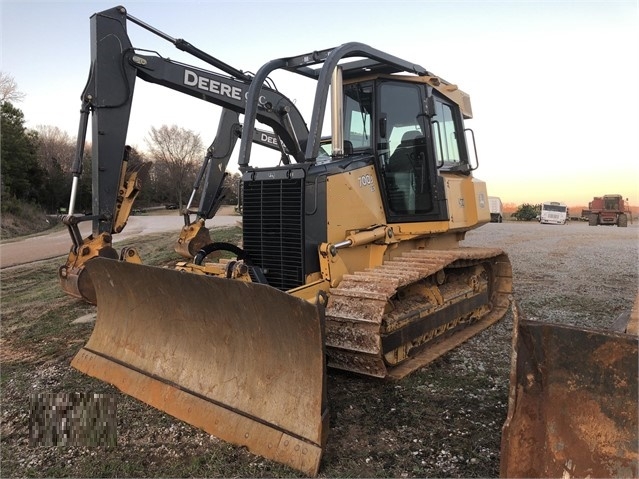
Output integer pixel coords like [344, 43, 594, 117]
[488, 196, 503, 223]
[540, 202, 568, 225]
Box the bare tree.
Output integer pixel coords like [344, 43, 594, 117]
[34, 125, 75, 174]
[145, 125, 204, 208]
[0, 72, 26, 104]
[223, 171, 242, 206]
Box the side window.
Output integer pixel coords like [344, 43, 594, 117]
[344, 84, 372, 149]
[432, 98, 461, 165]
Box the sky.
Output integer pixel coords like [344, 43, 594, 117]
[2, 0, 638, 207]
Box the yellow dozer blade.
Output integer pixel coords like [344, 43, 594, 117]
[71, 258, 328, 476]
[500, 301, 638, 478]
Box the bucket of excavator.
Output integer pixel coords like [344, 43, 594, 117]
[500, 302, 638, 478]
[71, 258, 328, 476]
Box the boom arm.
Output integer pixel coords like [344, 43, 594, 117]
[174, 108, 291, 259]
[60, 5, 309, 302]
[186, 109, 288, 221]
[70, 5, 308, 237]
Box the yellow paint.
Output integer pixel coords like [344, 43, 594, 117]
[319, 164, 490, 285]
[325, 165, 386, 243]
[442, 172, 490, 231]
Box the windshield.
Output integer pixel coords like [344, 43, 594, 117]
[542, 204, 567, 212]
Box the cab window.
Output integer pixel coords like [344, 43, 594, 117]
[432, 97, 462, 165]
[344, 83, 373, 150]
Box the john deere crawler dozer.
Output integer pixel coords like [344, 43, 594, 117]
[59, 6, 513, 474]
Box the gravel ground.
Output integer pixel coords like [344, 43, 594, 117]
[463, 221, 638, 329]
[1, 220, 637, 477]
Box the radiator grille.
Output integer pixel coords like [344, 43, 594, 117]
[242, 177, 305, 291]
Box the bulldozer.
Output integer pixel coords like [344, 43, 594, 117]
[58, 6, 514, 475]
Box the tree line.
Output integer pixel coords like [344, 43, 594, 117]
[1, 94, 240, 217]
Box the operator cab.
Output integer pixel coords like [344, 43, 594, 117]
[339, 77, 473, 223]
[237, 44, 477, 227]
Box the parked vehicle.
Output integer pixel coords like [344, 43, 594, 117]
[488, 196, 503, 223]
[539, 201, 568, 225]
[582, 195, 630, 227]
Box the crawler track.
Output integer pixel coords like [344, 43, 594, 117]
[325, 247, 512, 379]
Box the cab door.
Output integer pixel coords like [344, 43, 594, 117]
[375, 80, 447, 223]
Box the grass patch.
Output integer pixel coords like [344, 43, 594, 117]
[129, 226, 242, 266]
[0, 198, 59, 240]
[325, 365, 507, 478]
[1, 226, 243, 356]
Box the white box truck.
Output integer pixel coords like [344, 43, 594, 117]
[488, 196, 503, 223]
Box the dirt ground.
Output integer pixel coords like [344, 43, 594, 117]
[1, 221, 637, 477]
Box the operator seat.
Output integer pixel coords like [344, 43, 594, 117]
[400, 130, 423, 143]
[389, 130, 423, 171]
